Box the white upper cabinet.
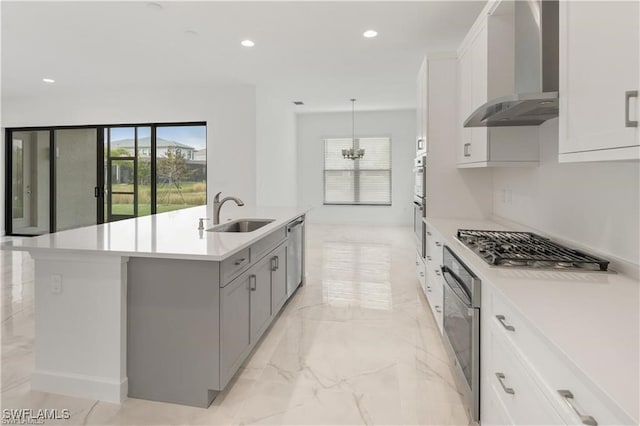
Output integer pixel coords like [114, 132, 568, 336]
[416, 58, 428, 156]
[559, 1, 639, 162]
[457, 1, 540, 168]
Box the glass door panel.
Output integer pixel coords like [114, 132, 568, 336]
[136, 127, 151, 216]
[155, 125, 206, 213]
[106, 127, 138, 221]
[55, 128, 98, 231]
[10, 131, 50, 235]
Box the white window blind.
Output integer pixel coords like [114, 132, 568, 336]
[323, 137, 391, 205]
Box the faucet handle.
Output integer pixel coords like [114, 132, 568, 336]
[198, 218, 211, 230]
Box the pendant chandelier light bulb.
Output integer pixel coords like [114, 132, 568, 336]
[342, 98, 365, 160]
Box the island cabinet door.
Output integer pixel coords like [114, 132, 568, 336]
[270, 243, 287, 314]
[250, 257, 273, 344]
[220, 272, 250, 387]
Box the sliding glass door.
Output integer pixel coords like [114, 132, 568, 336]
[54, 128, 99, 231]
[5, 122, 206, 235]
[10, 131, 50, 235]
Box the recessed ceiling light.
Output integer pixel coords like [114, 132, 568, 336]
[293, 101, 304, 106]
[185, 30, 199, 36]
[42, 78, 55, 83]
[363, 30, 378, 38]
[241, 39, 255, 47]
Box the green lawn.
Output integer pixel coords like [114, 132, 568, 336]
[109, 181, 205, 217]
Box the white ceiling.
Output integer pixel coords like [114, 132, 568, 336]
[1, 1, 485, 112]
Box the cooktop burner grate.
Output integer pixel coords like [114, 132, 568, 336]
[456, 229, 610, 271]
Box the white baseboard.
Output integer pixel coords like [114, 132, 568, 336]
[32, 370, 128, 403]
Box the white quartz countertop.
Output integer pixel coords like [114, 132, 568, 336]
[425, 216, 639, 423]
[2, 206, 308, 261]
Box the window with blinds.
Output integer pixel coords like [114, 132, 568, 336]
[323, 137, 391, 205]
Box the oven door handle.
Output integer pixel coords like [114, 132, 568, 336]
[441, 266, 472, 308]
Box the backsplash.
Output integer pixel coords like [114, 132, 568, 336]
[492, 119, 640, 266]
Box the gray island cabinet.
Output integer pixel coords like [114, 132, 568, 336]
[127, 225, 296, 407]
[1, 206, 306, 406]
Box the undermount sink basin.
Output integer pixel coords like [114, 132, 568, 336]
[208, 219, 275, 233]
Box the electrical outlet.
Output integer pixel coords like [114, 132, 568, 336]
[51, 274, 63, 294]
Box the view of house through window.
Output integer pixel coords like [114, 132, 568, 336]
[105, 124, 206, 220]
[324, 137, 392, 205]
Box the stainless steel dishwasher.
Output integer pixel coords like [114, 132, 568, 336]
[286, 216, 304, 297]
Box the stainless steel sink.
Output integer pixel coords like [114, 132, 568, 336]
[208, 219, 275, 233]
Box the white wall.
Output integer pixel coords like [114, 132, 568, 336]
[1, 84, 256, 224]
[255, 89, 297, 207]
[492, 119, 640, 265]
[296, 109, 415, 225]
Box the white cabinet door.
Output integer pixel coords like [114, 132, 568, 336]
[458, 49, 474, 164]
[559, 1, 640, 162]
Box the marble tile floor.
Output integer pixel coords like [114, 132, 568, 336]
[1, 225, 470, 425]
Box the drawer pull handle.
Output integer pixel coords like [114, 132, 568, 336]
[434, 305, 441, 313]
[416, 261, 419, 266]
[464, 143, 471, 157]
[625, 90, 638, 128]
[435, 242, 442, 247]
[234, 258, 246, 266]
[271, 256, 279, 271]
[427, 256, 432, 261]
[435, 269, 441, 276]
[496, 315, 515, 332]
[495, 373, 515, 395]
[558, 390, 597, 426]
[427, 231, 432, 236]
[427, 286, 432, 292]
[249, 275, 257, 291]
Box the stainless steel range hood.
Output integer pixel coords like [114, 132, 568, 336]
[464, 0, 559, 127]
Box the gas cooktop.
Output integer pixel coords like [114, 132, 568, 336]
[457, 229, 610, 272]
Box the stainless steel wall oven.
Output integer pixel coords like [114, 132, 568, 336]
[441, 245, 481, 422]
[413, 155, 426, 258]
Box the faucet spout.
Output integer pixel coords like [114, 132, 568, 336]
[213, 192, 245, 224]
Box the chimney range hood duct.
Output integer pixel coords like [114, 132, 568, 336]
[464, 0, 559, 127]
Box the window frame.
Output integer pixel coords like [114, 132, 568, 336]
[322, 135, 392, 206]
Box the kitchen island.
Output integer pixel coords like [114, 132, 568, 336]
[1, 206, 307, 407]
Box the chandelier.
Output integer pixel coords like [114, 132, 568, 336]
[342, 98, 365, 160]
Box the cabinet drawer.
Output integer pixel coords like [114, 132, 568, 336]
[425, 267, 443, 333]
[220, 248, 251, 287]
[489, 323, 565, 425]
[416, 251, 426, 292]
[490, 291, 635, 425]
[251, 226, 287, 262]
[425, 223, 444, 265]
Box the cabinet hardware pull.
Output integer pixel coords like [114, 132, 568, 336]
[496, 315, 515, 332]
[416, 261, 419, 266]
[435, 242, 442, 247]
[419, 272, 424, 277]
[435, 269, 441, 276]
[464, 143, 471, 157]
[249, 275, 256, 291]
[495, 373, 515, 395]
[557, 390, 598, 426]
[427, 231, 432, 236]
[271, 257, 278, 271]
[427, 286, 432, 292]
[435, 305, 441, 313]
[426, 256, 432, 261]
[625, 90, 638, 127]
[234, 258, 246, 266]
